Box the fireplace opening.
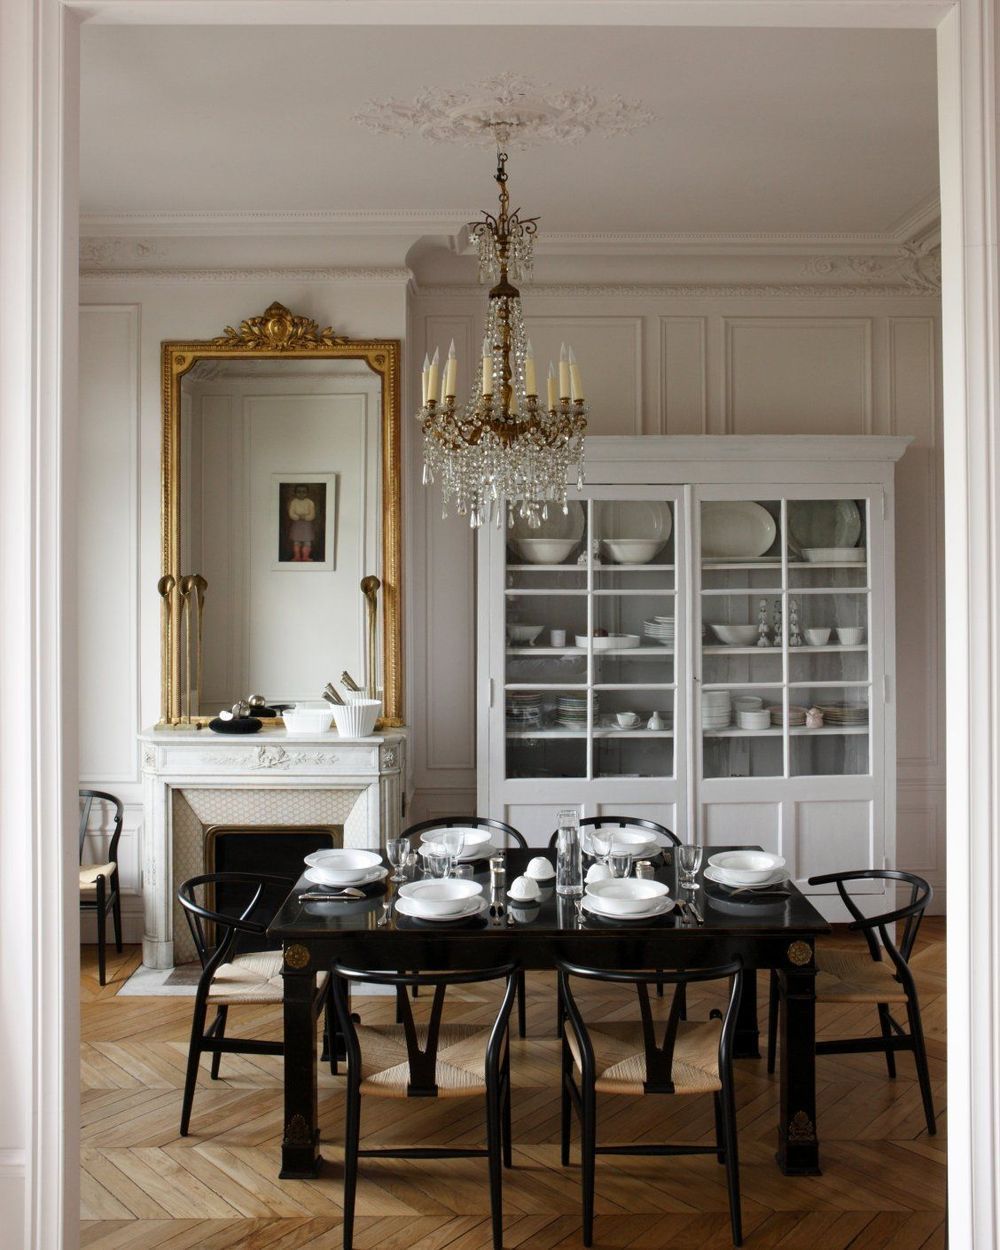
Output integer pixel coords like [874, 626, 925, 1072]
[206, 824, 342, 950]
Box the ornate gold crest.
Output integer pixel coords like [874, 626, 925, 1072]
[284, 1113, 313, 1147]
[788, 1110, 817, 1142]
[284, 943, 311, 970]
[213, 301, 348, 351]
[787, 940, 813, 966]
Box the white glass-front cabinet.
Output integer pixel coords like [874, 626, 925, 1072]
[477, 437, 910, 919]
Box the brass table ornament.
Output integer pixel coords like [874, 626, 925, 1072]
[360, 575, 381, 700]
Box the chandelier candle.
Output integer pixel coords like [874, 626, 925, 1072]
[417, 144, 588, 528]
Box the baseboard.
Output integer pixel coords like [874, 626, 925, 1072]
[0, 1152, 25, 1239]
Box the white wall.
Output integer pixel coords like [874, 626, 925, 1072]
[78, 276, 408, 940]
[408, 283, 945, 910]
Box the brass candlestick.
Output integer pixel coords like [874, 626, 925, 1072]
[157, 575, 176, 724]
[360, 575, 381, 701]
[178, 575, 195, 722]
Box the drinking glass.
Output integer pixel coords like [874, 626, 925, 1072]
[436, 828, 466, 869]
[423, 846, 453, 879]
[386, 837, 407, 882]
[677, 843, 704, 890]
[607, 850, 633, 879]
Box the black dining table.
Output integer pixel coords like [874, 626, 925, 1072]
[268, 846, 830, 1182]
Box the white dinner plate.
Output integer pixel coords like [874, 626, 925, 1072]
[581, 895, 675, 921]
[395, 895, 488, 922]
[700, 502, 777, 559]
[303, 865, 387, 888]
[787, 500, 862, 554]
[704, 865, 790, 891]
[594, 499, 672, 542]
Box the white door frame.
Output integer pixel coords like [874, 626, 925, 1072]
[1, 1, 993, 1246]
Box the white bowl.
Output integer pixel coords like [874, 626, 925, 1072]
[585, 862, 612, 884]
[586, 878, 669, 915]
[303, 848, 383, 884]
[603, 539, 666, 564]
[708, 851, 786, 884]
[282, 702, 334, 733]
[575, 633, 640, 652]
[507, 624, 544, 645]
[805, 628, 832, 646]
[419, 827, 494, 857]
[397, 878, 483, 916]
[836, 626, 866, 646]
[508, 874, 541, 902]
[592, 829, 658, 857]
[526, 855, 556, 880]
[331, 699, 381, 738]
[710, 624, 759, 646]
[511, 538, 578, 564]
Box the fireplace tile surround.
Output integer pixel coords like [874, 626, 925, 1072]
[140, 726, 406, 969]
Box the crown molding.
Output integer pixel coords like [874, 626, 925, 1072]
[78, 265, 413, 284]
[884, 193, 941, 244]
[416, 280, 940, 299]
[79, 209, 473, 237]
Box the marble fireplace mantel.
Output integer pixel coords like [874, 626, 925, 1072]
[139, 725, 406, 970]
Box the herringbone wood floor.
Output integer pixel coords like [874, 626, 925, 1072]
[81, 920, 946, 1249]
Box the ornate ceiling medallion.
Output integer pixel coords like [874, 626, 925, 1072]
[352, 73, 653, 148]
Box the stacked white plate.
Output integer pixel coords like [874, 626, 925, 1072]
[396, 878, 486, 921]
[557, 693, 596, 729]
[817, 701, 869, 726]
[770, 704, 807, 727]
[702, 689, 732, 729]
[705, 851, 789, 892]
[643, 617, 675, 647]
[582, 877, 673, 921]
[303, 849, 385, 887]
[506, 691, 542, 727]
[737, 708, 771, 730]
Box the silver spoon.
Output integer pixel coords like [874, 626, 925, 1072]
[297, 886, 366, 901]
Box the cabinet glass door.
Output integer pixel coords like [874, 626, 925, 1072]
[698, 492, 874, 781]
[503, 494, 678, 782]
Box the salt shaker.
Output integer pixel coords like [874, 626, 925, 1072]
[635, 860, 655, 881]
[489, 853, 506, 894]
[556, 809, 583, 896]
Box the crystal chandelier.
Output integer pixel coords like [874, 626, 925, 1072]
[418, 142, 587, 529]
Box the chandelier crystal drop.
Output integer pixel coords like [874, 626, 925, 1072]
[417, 145, 587, 529]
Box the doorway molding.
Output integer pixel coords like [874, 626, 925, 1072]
[1, 1, 991, 1246]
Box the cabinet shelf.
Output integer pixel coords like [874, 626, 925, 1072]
[702, 644, 867, 655]
[506, 645, 673, 657]
[703, 725, 869, 738]
[506, 727, 674, 739]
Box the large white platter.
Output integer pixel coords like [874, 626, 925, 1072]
[700, 502, 777, 559]
[787, 499, 862, 554]
[509, 499, 585, 543]
[595, 499, 672, 543]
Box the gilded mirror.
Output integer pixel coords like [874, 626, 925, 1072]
[161, 302, 402, 726]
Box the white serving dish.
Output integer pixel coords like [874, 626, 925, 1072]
[585, 877, 670, 915]
[835, 626, 866, 645]
[507, 623, 544, 644]
[736, 709, 771, 730]
[508, 874, 541, 902]
[787, 500, 862, 553]
[395, 894, 488, 923]
[710, 624, 758, 646]
[595, 500, 672, 543]
[700, 501, 777, 559]
[397, 878, 483, 917]
[804, 628, 832, 646]
[509, 500, 585, 544]
[303, 864, 387, 889]
[419, 827, 493, 856]
[331, 699, 381, 738]
[591, 828, 658, 858]
[575, 633, 640, 651]
[511, 538, 578, 564]
[707, 850, 786, 884]
[802, 547, 866, 564]
[526, 855, 556, 880]
[303, 848, 383, 885]
[603, 539, 666, 564]
[282, 702, 334, 733]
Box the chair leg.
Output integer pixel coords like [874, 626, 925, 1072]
[720, 1076, 743, 1246]
[677, 981, 687, 1022]
[516, 970, 527, 1039]
[95, 879, 107, 987]
[713, 1091, 725, 1164]
[656, 971, 664, 998]
[209, 1008, 228, 1079]
[485, 1081, 505, 1250]
[766, 969, 779, 1075]
[180, 997, 209, 1136]
[501, 1052, 513, 1169]
[342, 1084, 361, 1250]
[907, 998, 937, 1136]
[581, 1088, 596, 1247]
[560, 1048, 572, 1166]
[877, 1003, 897, 1079]
[111, 877, 123, 953]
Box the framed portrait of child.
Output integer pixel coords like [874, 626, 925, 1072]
[273, 473, 336, 571]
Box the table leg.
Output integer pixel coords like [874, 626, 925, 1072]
[776, 955, 821, 1176]
[733, 967, 760, 1058]
[280, 949, 322, 1179]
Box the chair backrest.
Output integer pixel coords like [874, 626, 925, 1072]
[331, 963, 519, 1096]
[177, 872, 295, 975]
[79, 789, 125, 865]
[808, 869, 932, 964]
[402, 816, 528, 850]
[557, 958, 743, 1095]
[546, 815, 679, 851]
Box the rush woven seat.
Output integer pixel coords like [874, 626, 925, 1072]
[208, 950, 329, 1005]
[558, 959, 745, 1247]
[564, 1019, 722, 1095]
[331, 963, 519, 1250]
[766, 869, 936, 1137]
[79, 790, 124, 985]
[815, 948, 908, 1003]
[79, 861, 117, 897]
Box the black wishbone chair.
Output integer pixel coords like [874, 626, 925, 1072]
[401, 816, 530, 1036]
[176, 872, 332, 1137]
[558, 958, 745, 1247]
[766, 869, 936, 1136]
[331, 962, 519, 1250]
[79, 789, 125, 986]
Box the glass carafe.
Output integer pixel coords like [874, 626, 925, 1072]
[556, 809, 583, 896]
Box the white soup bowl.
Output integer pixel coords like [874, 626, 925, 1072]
[303, 848, 382, 885]
[586, 878, 669, 915]
[708, 850, 785, 884]
[397, 878, 482, 916]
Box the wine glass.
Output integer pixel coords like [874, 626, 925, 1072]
[436, 828, 466, 873]
[386, 837, 407, 883]
[677, 843, 704, 890]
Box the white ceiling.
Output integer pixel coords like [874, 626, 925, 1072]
[79, 25, 938, 237]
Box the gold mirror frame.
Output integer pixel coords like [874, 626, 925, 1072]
[160, 302, 403, 727]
